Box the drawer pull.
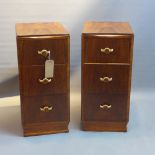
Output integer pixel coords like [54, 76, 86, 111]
[38, 49, 50, 58]
[101, 48, 114, 54]
[100, 77, 112, 82]
[40, 106, 52, 112]
[38, 78, 51, 84]
[100, 104, 112, 109]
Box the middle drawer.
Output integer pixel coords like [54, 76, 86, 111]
[19, 64, 68, 96]
[82, 64, 130, 94]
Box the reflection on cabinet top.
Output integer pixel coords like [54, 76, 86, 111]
[16, 22, 69, 37]
[82, 21, 134, 35]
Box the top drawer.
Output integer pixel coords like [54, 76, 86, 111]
[82, 35, 132, 63]
[17, 36, 69, 66]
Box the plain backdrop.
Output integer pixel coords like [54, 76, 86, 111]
[0, 1, 155, 155]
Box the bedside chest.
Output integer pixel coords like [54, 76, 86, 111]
[81, 22, 134, 131]
[16, 22, 70, 136]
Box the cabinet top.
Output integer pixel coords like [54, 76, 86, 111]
[16, 22, 69, 37]
[82, 22, 133, 35]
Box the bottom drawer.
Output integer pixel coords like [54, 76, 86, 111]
[82, 93, 129, 122]
[21, 94, 69, 124]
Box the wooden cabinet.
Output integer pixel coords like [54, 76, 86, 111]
[81, 22, 134, 132]
[16, 22, 70, 136]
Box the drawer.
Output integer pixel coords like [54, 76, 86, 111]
[17, 36, 69, 65]
[82, 93, 128, 122]
[21, 95, 69, 124]
[83, 35, 131, 63]
[82, 64, 130, 94]
[20, 65, 68, 96]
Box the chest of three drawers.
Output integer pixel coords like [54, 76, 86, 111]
[16, 23, 70, 136]
[81, 22, 134, 131]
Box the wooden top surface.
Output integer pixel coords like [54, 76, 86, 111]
[82, 22, 133, 35]
[16, 22, 69, 37]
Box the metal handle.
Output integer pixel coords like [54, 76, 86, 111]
[38, 49, 50, 58]
[100, 77, 112, 82]
[38, 78, 51, 84]
[40, 106, 52, 112]
[101, 48, 114, 54]
[100, 104, 112, 109]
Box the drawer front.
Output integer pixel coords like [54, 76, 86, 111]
[21, 95, 69, 124]
[17, 36, 69, 65]
[82, 93, 128, 122]
[20, 65, 68, 96]
[83, 36, 131, 63]
[82, 64, 130, 94]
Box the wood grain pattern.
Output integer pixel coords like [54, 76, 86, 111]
[23, 122, 69, 137]
[82, 64, 130, 94]
[83, 35, 131, 63]
[82, 22, 133, 34]
[19, 65, 68, 96]
[81, 22, 134, 132]
[82, 121, 127, 132]
[21, 94, 69, 125]
[16, 22, 70, 136]
[82, 93, 128, 122]
[17, 36, 69, 65]
[16, 22, 69, 37]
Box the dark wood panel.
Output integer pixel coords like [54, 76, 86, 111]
[83, 35, 131, 63]
[23, 122, 69, 136]
[81, 121, 127, 132]
[82, 93, 128, 122]
[19, 65, 68, 96]
[21, 94, 69, 125]
[16, 22, 70, 136]
[81, 22, 134, 132]
[82, 64, 130, 94]
[17, 36, 69, 65]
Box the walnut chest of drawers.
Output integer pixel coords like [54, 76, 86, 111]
[81, 22, 134, 131]
[16, 22, 70, 136]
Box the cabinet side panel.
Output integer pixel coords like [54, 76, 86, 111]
[16, 37, 24, 126]
[81, 34, 85, 121]
[126, 35, 134, 122]
[67, 36, 70, 122]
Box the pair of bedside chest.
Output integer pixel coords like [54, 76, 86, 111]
[16, 22, 134, 136]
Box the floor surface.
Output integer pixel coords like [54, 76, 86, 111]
[0, 91, 155, 155]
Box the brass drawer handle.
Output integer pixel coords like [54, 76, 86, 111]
[40, 106, 52, 112]
[101, 48, 114, 54]
[100, 77, 112, 82]
[38, 49, 50, 58]
[38, 78, 51, 84]
[100, 104, 112, 109]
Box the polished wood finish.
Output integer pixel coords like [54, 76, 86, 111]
[24, 122, 69, 136]
[20, 65, 68, 96]
[16, 22, 69, 36]
[82, 22, 133, 34]
[82, 64, 130, 93]
[83, 36, 131, 63]
[17, 36, 68, 65]
[81, 22, 134, 132]
[82, 93, 128, 122]
[21, 95, 69, 124]
[16, 22, 70, 136]
[82, 122, 127, 132]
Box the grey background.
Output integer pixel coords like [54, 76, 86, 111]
[0, 0, 155, 97]
[0, 1, 155, 154]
